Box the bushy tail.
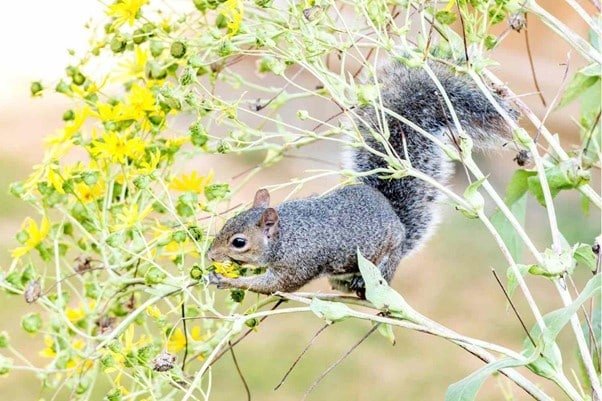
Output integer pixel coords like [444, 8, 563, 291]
[350, 62, 517, 256]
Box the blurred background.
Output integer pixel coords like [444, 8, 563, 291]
[0, 1, 599, 400]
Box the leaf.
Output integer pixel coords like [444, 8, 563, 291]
[522, 275, 601, 378]
[357, 250, 409, 317]
[444, 357, 525, 401]
[505, 170, 536, 205]
[490, 170, 532, 263]
[506, 264, 531, 298]
[377, 323, 396, 345]
[573, 243, 596, 271]
[491, 195, 527, 263]
[309, 298, 353, 323]
[558, 64, 601, 109]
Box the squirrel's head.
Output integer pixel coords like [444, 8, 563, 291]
[207, 189, 279, 266]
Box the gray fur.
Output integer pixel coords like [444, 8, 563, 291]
[206, 62, 516, 296]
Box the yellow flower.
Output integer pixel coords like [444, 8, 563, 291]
[90, 132, 146, 164]
[212, 260, 240, 278]
[66, 300, 97, 323]
[114, 203, 153, 231]
[191, 326, 204, 342]
[126, 83, 157, 119]
[107, 0, 148, 27]
[74, 179, 105, 204]
[66, 307, 86, 323]
[169, 170, 214, 193]
[11, 216, 51, 259]
[45, 106, 91, 146]
[116, 46, 148, 81]
[95, 102, 136, 122]
[40, 335, 57, 358]
[145, 305, 162, 320]
[167, 328, 186, 353]
[221, 0, 243, 35]
[135, 150, 162, 175]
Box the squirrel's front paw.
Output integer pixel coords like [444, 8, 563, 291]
[206, 272, 228, 289]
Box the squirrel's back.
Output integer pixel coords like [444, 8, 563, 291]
[348, 62, 517, 256]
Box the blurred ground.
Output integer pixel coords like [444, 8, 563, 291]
[0, 1, 600, 400]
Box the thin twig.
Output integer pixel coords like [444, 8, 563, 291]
[455, 1, 470, 66]
[274, 323, 329, 390]
[181, 302, 189, 372]
[524, 14, 547, 107]
[229, 341, 251, 401]
[200, 299, 285, 366]
[491, 268, 536, 346]
[302, 324, 379, 401]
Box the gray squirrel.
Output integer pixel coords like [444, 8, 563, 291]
[206, 62, 517, 297]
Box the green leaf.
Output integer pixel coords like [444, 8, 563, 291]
[377, 323, 396, 345]
[357, 250, 409, 317]
[444, 357, 525, 401]
[435, 10, 457, 25]
[506, 264, 531, 298]
[490, 170, 532, 263]
[521, 275, 601, 378]
[491, 195, 527, 263]
[309, 298, 353, 323]
[558, 64, 601, 108]
[573, 243, 596, 271]
[505, 170, 536, 205]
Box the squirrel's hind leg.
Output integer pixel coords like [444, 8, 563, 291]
[328, 248, 404, 299]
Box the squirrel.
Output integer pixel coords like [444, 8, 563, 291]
[206, 62, 517, 297]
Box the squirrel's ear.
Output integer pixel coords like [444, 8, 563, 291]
[259, 208, 279, 238]
[253, 188, 270, 208]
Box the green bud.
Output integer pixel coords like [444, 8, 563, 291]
[255, 0, 273, 7]
[0, 331, 9, 348]
[172, 230, 187, 243]
[188, 226, 203, 241]
[62, 109, 75, 121]
[216, 13, 228, 29]
[144, 266, 166, 285]
[435, 10, 456, 25]
[204, 183, 230, 201]
[245, 318, 259, 329]
[30, 81, 44, 97]
[193, 0, 207, 12]
[81, 171, 99, 186]
[106, 387, 122, 401]
[72, 71, 86, 86]
[0, 356, 12, 376]
[170, 41, 187, 58]
[85, 282, 101, 299]
[189, 121, 208, 147]
[296, 110, 309, 120]
[21, 313, 42, 334]
[133, 175, 151, 189]
[55, 80, 71, 94]
[110, 36, 127, 53]
[484, 35, 498, 50]
[230, 289, 245, 303]
[190, 264, 203, 280]
[150, 40, 164, 57]
[133, 29, 147, 44]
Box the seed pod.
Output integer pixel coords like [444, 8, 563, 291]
[513, 150, 530, 166]
[170, 41, 187, 58]
[24, 279, 41, 304]
[508, 13, 526, 32]
[30, 81, 44, 97]
[152, 351, 176, 372]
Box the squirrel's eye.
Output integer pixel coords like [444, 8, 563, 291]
[231, 237, 247, 249]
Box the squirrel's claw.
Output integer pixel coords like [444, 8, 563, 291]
[206, 272, 228, 289]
